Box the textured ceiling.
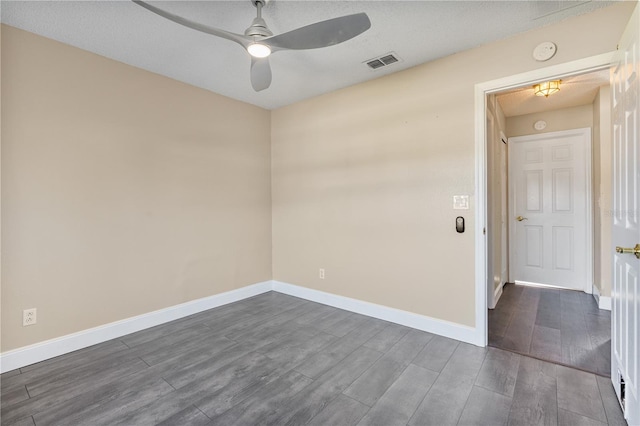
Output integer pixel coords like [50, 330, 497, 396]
[497, 69, 610, 117]
[1, 0, 618, 110]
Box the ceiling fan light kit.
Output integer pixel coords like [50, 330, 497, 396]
[132, 0, 371, 92]
[247, 43, 271, 58]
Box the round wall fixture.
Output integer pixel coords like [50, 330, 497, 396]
[534, 120, 547, 131]
[533, 42, 557, 62]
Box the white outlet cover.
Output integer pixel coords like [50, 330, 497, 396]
[23, 308, 37, 326]
[453, 195, 470, 210]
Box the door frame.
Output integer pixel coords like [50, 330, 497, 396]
[473, 51, 616, 347]
[500, 130, 509, 289]
[485, 107, 498, 309]
[507, 128, 593, 293]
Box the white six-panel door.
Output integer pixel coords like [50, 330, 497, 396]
[612, 3, 640, 424]
[509, 129, 591, 291]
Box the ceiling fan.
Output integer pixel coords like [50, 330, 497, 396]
[132, 0, 372, 92]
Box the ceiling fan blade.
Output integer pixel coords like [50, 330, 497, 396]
[251, 57, 272, 92]
[265, 13, 371, 51]
[132, 0, 249, 48]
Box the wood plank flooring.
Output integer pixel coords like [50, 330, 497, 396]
[489, 283, 611, 377]
[1, 291, 625, 425]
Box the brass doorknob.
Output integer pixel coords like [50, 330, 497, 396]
[615, 244, 640, 259]
[516, 216, 528, 222]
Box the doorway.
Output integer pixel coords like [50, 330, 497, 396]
[485, 70, 609, 376]
[476, 10, 640, 421]
[473, 53, 617, 347]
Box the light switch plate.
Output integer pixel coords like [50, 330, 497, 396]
[453, 195, 469, 210]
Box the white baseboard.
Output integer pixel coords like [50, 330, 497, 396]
[489, 282, 504, 310]
[272, 281, 482, 346]
[2, 279, 485, 373]
[592, 285, 612, 311]
[0, 281, 272, 373]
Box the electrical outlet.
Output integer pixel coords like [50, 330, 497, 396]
[23, 308, 37, 326]
[319, 268, 325, 279]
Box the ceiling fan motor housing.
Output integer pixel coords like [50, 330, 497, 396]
[245, 17, 273, 37]
[245, 0, 273, 37]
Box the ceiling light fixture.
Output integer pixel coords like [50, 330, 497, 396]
[247, 43, 271, 58]
[533, 80, 561, 97]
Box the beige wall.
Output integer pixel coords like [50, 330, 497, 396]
[506, 104, 594, 137]
[1, 25, 272, 351]
[593, 86, 613, 298]
[272, 3, 633, 327]
[1, 1, 633, 353]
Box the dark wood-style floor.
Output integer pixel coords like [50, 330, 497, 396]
[1, 291, 625, 425]
[489, 283, 611, 377]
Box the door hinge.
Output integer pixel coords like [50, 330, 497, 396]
[619, 371, 626, 412]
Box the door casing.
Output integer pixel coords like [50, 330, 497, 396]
[473, 51, 616, 347]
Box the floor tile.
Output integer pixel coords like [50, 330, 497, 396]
[507, 356, 558, 426]
[458, 386, 512, 426]
[358, 364, 438, 426]
[558, 408, 607, 426]
[308, 394, 370, 426]
[411, 335, 459, 373]
[475, 347, 520, 397]
[596, 375, 627, 426]
[557, 364, 607, 423]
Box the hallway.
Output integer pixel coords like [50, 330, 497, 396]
[489, 283, 610, 377]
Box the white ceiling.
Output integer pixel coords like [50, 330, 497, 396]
[497, 69, 611, 117]
[1, 0, 618, 110]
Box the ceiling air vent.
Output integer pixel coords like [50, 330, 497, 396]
[367, 59, 385, 69]
[364, 52, 402, 70]
[379, 54, 398, 65]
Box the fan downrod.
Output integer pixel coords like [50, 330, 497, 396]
[245, 0, 272, 37]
